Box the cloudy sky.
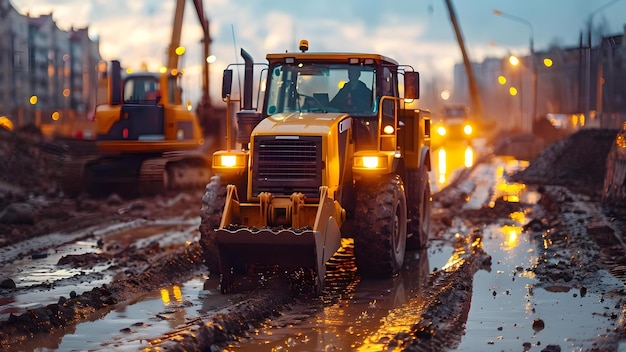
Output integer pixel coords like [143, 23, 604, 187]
[10, 0, 626, 105]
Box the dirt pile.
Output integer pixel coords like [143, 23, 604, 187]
[511, 128, 619, 197]
[0, 126, 64, 196]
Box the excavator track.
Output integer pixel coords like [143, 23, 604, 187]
[59, 157, 89, 197]
[139, 152, 212, 196]
[138, 158, 169, 196]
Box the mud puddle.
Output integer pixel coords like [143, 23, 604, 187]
[8, 273, 235, 352]
[227, 248, 432, 352]
[0, 217, 200, 320]
[455, 219, 624, 351]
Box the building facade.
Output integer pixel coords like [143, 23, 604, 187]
[453, 28, 626, 135]
[0, 0, 30, 125]
[0, 0, 101, 128]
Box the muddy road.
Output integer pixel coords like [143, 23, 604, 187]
[1, 130, 626, 351]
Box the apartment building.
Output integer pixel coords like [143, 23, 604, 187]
[0, 0, 101, 127]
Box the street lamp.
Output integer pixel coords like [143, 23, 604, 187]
[585, 0, 622, 122]
[493, 8, 537, 131]
[492, 9, 533, 54]
[29, 95, 41, 126]
[587, 0, 621, 47]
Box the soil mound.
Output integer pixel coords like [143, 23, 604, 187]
[511, 128, 619, 197]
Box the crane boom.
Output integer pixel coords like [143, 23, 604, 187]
[192, 0, 211, 101]
[443, 0, 483, 119]
[168, 0, 186, 70]
[166, 0, 216, 141]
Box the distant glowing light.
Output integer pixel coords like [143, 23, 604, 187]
[175, 46, 186, 56]
[509, 87, 518, 96]
[51, 111, 60, 121]
[543, 58, 553, 67]
[29, 95, 38, 105]
[206, 55, 216, 63]
[440, 89, 451, 100]
[498, 75, 507, 85]
[509, 55, 520, 66]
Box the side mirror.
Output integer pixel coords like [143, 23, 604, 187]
[404, 71, 420, 100]
[222, 69, 233, 100]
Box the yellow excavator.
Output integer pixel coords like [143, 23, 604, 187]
[61, 0, 213, 197]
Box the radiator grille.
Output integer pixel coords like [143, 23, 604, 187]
[252, 136, 322, 198]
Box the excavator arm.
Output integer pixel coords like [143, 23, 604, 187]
[168, 0, 211, 100]
[168, 0, 186, 71]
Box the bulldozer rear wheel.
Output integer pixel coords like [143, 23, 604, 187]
[353, 174, 407, 277]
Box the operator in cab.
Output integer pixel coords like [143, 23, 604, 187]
[330, 66, 372, 112]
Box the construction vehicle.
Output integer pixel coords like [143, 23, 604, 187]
[61, 0, 213, 197]
[432, 104, 474, 147]
[199, 40, 432, 293]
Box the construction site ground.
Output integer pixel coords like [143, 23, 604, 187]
[0, 125, 625, 351]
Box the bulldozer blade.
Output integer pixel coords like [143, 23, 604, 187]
[215, 185, 343, 294]
[216, 227, 319, 272]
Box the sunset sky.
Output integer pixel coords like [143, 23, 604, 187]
[10, 0, 626, 105]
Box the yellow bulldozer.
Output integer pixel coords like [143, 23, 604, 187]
[200, 40, 432, 293]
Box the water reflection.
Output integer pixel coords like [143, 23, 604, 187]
[232, 250, 430, 352]
[432, 145, 475, 191]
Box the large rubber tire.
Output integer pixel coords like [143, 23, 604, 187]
[199, 175, 227, 275]
[353, 174, 407, 278]
[407, 167, 432, 250]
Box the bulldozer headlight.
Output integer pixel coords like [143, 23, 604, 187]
[220, 155, 238, 167]
[176, 129, 185, 140]
[213, 151, 247, 171]
[354, 155, 388, 169]
[463, 124, 473, 135]
[437, 126, 446, 136]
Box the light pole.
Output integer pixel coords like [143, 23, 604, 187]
[587, 0, 621, 47]
[493, 9, 536, 132]
[586, 0, 621, 124]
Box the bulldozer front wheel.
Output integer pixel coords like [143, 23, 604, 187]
[407, 167, 431, 250]
[353, 174, 407, 277]
[199, 175, 227, 275]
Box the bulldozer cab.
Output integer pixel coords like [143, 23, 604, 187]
[264, 63, 376, 116]
[262, 60, 419, 152]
